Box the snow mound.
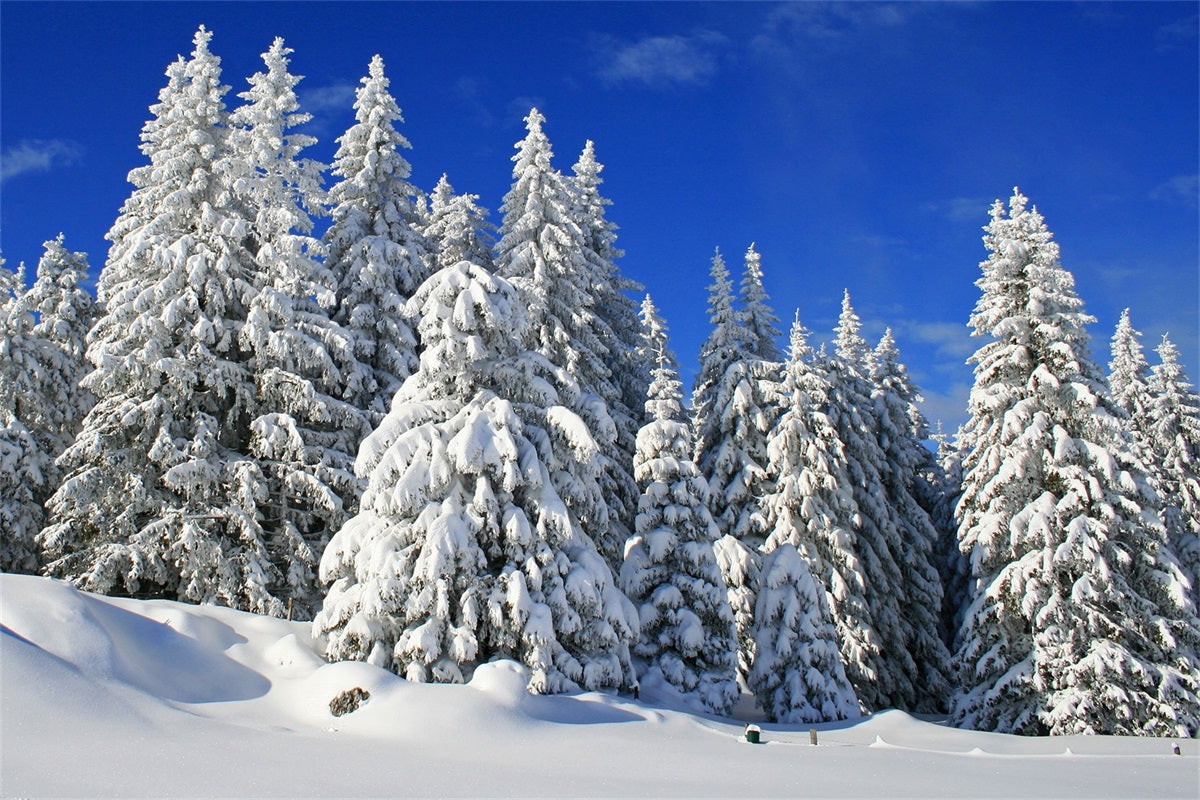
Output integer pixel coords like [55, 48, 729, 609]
[2, 574, 1196, 798]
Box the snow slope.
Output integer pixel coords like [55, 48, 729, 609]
[1, 573, 1196, 798]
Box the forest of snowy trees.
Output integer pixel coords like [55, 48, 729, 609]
[3, 28, 1199, 737]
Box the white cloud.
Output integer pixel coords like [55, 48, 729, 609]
[1150, 174, 1199, 208]
[904, 321, 976, 361]
[594, 30, 726, 89]
[919, 196, 994, 224]
[300, 83, 357, 115]
[1157, 13, 1199, 50]
[1, 139, 82, 183]
[917, 381, 971, 435]
[507, 96, 548, 125]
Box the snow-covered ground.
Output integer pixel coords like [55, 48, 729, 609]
[2, 573, 1195, 798]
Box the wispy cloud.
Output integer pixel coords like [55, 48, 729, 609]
[507, 96, 549, 126]
[1156, 13, 1198, 51]
[760, 1, 910, 42]
[1150, 174, 1199, 208]
[593, 30, 727, 89]
[300, 83, 356, 115]
[1, 139, 82, 183]
[919, 196, 993, 224]
[903, 321, 976, 360]
[917, 381, 971, 434]
[295, 83, 358, 141]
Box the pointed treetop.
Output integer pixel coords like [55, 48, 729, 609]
[739, 243, 782, 362]
[787, 310, 814, 365]
[192, 24, 213, 52]
[524, 107, 546, 132]
[835, 289, 869, 367]
[1109, 308, 1150, 406]
[368, 53, 386, 81]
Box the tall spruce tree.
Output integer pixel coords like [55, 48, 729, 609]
[569, 140, 643, 547]
[869, 329, 953, 711]
[324, 55, 428, 426]
[757, 314, 868, 717]
[737, 244, 782, 362]
[494, 109, 624, 570]
[696, 248, 784, 547]
[41, 28, 293, 611]
[422, 174, 496, 274]
[748, 543, 859, 723]
[313, 260, 636, 692]
[0, 238, 97, 573]
[692, 248, 747, 460]
[228, 37, 367, 618]
[951, 189, 1200, 736]
[1148, 334, 1200, 608]
[620, 295, 738, 713]
[824, 291, 912, 711]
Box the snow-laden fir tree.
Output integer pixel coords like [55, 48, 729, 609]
[1108, 309, 1160, 474]
[227, 38, 368, 618]
[823, 291, 912, 711]
[1, 258, 45, 573]
[313, 259, 636, 693]
[868, 329, 953, 711]
[324, 55, 428, 425]
[760, 315, 875, 703]
[691, 248, 747, 461]
[1147, 334, 1200, 608]
[620, 295, 738, 714]
[738, 244, 782, 362]
[22, 236, 98, 453]
[40, 28, 288, 612]
[0, 238, 97, 573]
[569, 140, 644, 550]
[495, 109, 626, 570]
[695, 246, 784, 547]
[952, 189, 1200, 736]
[422, 174, 496, 274]
[748, 543, 859, 723]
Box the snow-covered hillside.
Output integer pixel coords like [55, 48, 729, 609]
[1, 573, 1195, 798]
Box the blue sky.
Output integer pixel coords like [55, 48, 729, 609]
[2, 1, 1197, 433]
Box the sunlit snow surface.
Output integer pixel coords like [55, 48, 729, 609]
[2, 573, 1196, 798]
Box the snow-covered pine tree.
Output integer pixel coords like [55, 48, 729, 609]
[695, 247, 784, 547]
[1148, 334, 1200, 608]
[757, 313, 867, 718]
[620, 295, 738, 714]
[748, 543, 859, 723]
[422, 174, 496, 274]
[495, 109, 623, 570]
[1108, 309, 1160, 474]
[0, 258, 44, 573]
[312, 259, 636, 693]
[823, 291, 912, 711]
[737, 244, 782, 363]
[228, 38, 368, 618]
[40, 28, 284, 612]
[951, 189, 1200, 736]
[324, 55, 428, 425]
[869, 329, 953, 710]
[691, 248, 747, 462]
[569, 140, 644, 552]
[23, 236, 98, 453]
[0, 238, 97, 573]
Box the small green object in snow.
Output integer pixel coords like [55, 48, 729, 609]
[745, 725, 761, 744]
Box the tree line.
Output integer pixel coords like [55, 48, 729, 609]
[2, 28, 1197, 736]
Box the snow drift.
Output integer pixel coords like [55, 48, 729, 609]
[1, 573, 1195, 798]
